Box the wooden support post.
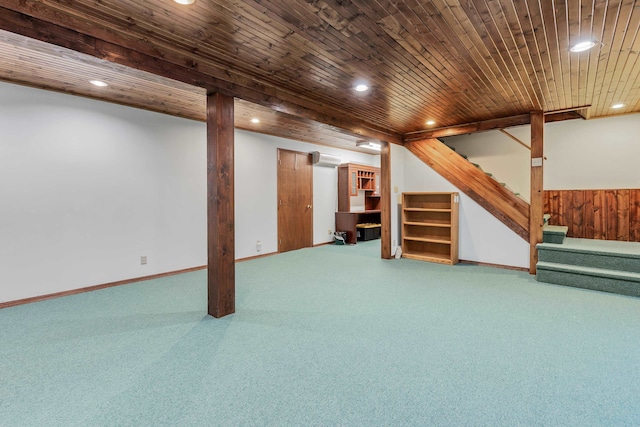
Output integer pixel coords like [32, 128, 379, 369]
[380, 141, 392, 259]
[207, 93, 235, 318]
[530, 111, 544, 274]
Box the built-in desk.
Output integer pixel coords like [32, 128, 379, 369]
[335, 210, 381, 244]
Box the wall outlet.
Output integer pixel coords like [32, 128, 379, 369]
[256, 240, 262, 251]
[328, 229, 333, 235]
[140, 256, 147, 265]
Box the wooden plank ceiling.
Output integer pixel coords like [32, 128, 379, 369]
[0, 0, 638, 150]
[0, 30, 373, 153]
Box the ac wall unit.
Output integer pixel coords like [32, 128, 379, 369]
[310, 151, 342, 167]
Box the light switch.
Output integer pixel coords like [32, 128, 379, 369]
[393, 186, 398, 193]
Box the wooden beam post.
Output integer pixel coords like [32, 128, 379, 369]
[530, 111, 544, 274]
[380, 141, 392, 259]
[207, 92, 235, 318]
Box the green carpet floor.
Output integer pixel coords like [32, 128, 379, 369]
[2, 241, 640, 426]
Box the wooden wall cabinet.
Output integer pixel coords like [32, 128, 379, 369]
[402, 192, 459, 265]
[336, 163, 382, 244]
[338, 163, 381, 212]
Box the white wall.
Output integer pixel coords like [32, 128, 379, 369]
[445, 112, 640, 194]
[7, 79, 633, 301]
[234, 130, 375, 259]
[390, 145, 530, 269]
[0, 81, 376, 302]
[543, 114, 640, 189]
[0, 82, 207, 302]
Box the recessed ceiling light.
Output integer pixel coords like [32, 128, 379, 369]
[611, 103, 625, 109]
[89, 80, 108, 87]
[354, 84, 369, 92]
[174, 0, 195, 4]
[570, 41, 596, 52]
[426, 120, 436, 126]
[250, 118, 260, 123]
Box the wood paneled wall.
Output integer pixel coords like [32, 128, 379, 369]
[544, 189, 640, 242]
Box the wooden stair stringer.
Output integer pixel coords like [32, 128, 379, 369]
[405, 138, 530, 241]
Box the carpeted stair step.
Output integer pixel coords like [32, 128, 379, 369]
[537, 238, 640, 274]
[452, 157, 519, 196]
[445, 145, 468, 159]
[542, 225, 568, 244]
[536, 261, 640, 297]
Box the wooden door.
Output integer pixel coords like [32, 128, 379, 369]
[277, 149, 313, 252]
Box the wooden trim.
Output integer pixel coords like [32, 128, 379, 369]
[313, 242, 334, 248]
[545, 187, 640, 192]
[499, 129, 530, 150]
[459, 260, 528, 272]
[380, 141, 392, 259]
[207, 92, 235, 318]
[0, 247, 326, 309]
[0, 253, 528, 310]
[236, 251, 279, 262]
[0, 265, 207, 309]
[529, 111, 544, 274]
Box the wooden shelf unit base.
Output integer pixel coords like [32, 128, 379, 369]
[402, 251, 454, 265]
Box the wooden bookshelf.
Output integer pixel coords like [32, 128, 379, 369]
[402, 192, 459, 265]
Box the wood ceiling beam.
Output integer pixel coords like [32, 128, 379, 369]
[543, 111, 584, 124]
[403, 110, 583, 142]
[0, 6, 402, 145]
[542, 105, 591, 115]
[404, 114, 531, 142]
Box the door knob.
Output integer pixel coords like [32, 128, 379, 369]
[307, 205, 312, 209]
